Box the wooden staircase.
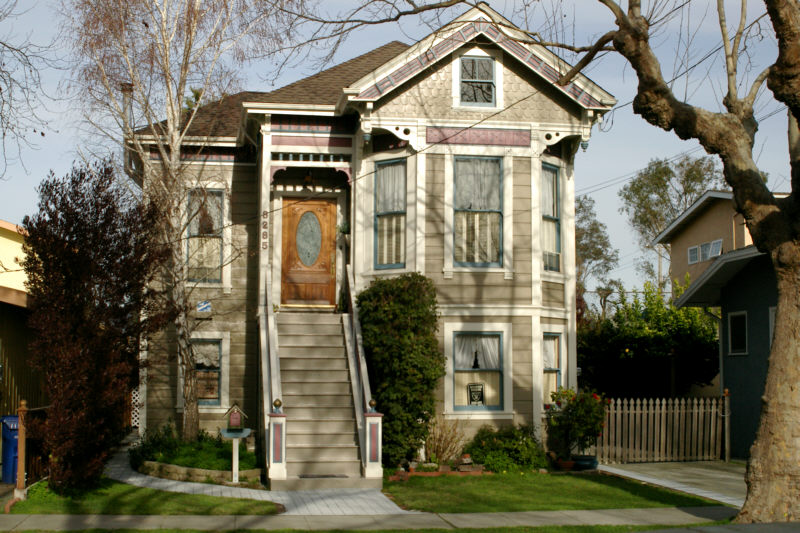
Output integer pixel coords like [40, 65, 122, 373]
[271, 311, 379, 489]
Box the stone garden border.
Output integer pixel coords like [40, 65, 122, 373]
[139, 460, 262, 484]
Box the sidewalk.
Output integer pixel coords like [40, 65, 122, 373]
[105, 450, 407, 515]
[0, 506, 737, 530]
[599, 462, 746, 508]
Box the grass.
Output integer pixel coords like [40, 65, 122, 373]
[10, 479, 279, 515]
[145, 436, 257, 471]
[13, 525, 733, 533]
[384, 471, 720, 513]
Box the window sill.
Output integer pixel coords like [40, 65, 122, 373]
[442, 411, 514, 420]
[541, 271, 565, 282]
[190, 281, 232, 295]
[444, 267, 513, 280]
[452, 104, 504, 112]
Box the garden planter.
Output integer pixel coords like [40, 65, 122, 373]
[556, 459, 575, 471]
[572, 455, 598, 471]
[139, 460, 262, 484]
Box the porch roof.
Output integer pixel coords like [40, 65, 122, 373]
[674, 246, 764, 308]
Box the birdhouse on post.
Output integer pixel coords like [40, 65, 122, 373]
[224, 403, 247, 431]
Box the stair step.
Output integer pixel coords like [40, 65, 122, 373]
[283, 406, 355, 419]
[270, 477, 381, 490]
[278, 312, 342, 325]
[279, 335, 345, 347]
[279, 346, 347, 358]
[282, 382, 351, 395]
[279, 357, 348, 371]
[290, 419, 358, 433]
[281, 369, 349, 382]
[286, 444, 360, 462]
[286, 432, 357, 445]
[279, 323, 343, 335]
[287, 459, 362, 477]
[283, 394, 354, 407]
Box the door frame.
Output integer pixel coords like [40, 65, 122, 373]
[271, 190, 346, 308]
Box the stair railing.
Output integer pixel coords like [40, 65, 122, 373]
[259, 266, 286, 480]
[344, 265, 383, 477]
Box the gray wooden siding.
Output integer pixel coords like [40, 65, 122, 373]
[374, 48, 581, 123]
[145, 164, 260, 433]
[425, 154, 534, 305]
[542, 281, 565, 308]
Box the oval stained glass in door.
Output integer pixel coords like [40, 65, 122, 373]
[296, 211, 322, 266]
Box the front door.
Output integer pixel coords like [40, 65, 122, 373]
[281, 198, 337, 306]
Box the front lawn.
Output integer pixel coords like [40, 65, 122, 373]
[129, 426, 257, 472]
[384, 472, 719, 513]
[11, 479, 279, 515]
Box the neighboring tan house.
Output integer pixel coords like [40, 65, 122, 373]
[653, 191, 779, 458]
[0, 220, 43, 416]
[132, 4, 615, 488]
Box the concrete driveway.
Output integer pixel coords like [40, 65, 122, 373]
[599, 461, 746, 508]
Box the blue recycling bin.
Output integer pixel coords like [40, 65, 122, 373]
[2, 415, 19, 484]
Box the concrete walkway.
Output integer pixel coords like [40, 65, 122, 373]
[599, 461, 747, 508]
[0, 506, 737, 530]
[105, 450, 407, 515]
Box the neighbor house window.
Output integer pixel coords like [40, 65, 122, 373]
[728, 311, 748, 355]
[187, 189, 223, 282]
[460, 56, 495, 106]
[454, 157, 502, 266]
[688, 239, 722, 265]
[542, 164, 560, 272]
[543, 334, 561, 404]
[375, 159, 406, 269]
[453, 332, 502, 410]
[192, 339, 222, 405]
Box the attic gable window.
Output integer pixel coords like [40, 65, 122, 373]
[460, 56, 494, 106]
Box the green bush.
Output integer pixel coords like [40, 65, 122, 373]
[357, 273, 445, 467]
[545, 388, 607, 460]
[129, 423, 256, 471]
[463, 425, 548, 471]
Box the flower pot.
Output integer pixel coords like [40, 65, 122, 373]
[571, 455, 598, 471]
[556, 459, 575, 471]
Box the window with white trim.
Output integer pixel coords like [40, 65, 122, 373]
[542, 164, 561, 272]
[543, 333, 561, 404]
[375, 159, 406, 269]
[728, 311, 748, 355]
[454, 157, 502, 266]
[460, 56, 495, 106]
[187, 189, 223, 282]
[688, 239, 722, 265]
[193, 338, 222, 405]
[453, 332, 503, 410]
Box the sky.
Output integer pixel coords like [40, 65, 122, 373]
[0, 1, 789, 298]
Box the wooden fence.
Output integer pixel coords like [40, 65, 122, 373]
[596, 397, 729, 464]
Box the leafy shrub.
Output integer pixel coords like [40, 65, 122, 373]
[424, 416, 466, 464]
[545, 388, 607, 460]
[482, 451, 520, 473]
[357, 273, 445, 467]
[130, 423, 256, 471]
[463, 425, 547, 471]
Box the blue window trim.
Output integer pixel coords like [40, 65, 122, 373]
[187, 188, 224, 283]
[453, 156, 503, 267]
[193, 338, 222, 406]
[542, 163, 561, 272]
[459, 56, 496, 107]
[374, 158, 406, 270]
[452, 331, 503, 411]
[543, 332, 562, 395]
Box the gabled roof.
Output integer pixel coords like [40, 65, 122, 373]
[674, 246, 764, 308]
[346, 4, 616, 111]
[141, 42, 410, 139]
[653, 191, 733, 246]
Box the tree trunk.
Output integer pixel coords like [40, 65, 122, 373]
[737, 255, 800, 522]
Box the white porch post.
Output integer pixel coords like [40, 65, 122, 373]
[363, 411, 383, 478]
[268, 411, 287, 479]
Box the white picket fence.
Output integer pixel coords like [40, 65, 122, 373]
[597, 397, 728, 464]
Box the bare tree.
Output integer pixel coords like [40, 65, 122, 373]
[266, 0, 800, 522]
[63, 0, 293, 439]
[0, 0, 54, 176]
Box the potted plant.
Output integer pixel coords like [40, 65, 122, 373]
[545, 388, 607, 470]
